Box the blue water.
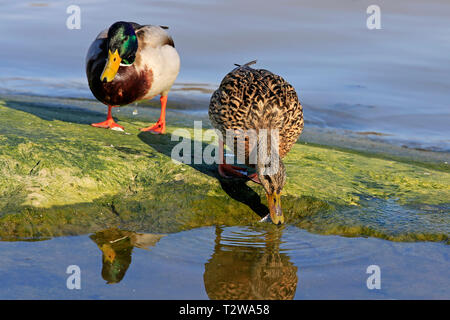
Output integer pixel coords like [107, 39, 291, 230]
[0, 226, 448, 299]
[0, 0, 449, 150]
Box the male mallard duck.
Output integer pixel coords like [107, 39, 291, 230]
[86, 21, 180, 133]
[209, 61, 304, 224]
[90, 228, 165, 284]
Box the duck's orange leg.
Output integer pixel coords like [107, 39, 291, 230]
[248, 173, 261, 184]
[217, 139, 261, 183]
[91, 105, 124, 131]
[218, 139, 249, 179]
[140, 95, 167, 134]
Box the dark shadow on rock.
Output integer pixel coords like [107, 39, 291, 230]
[219, 180, 269, 218]
[3, 98, 108, 125]
[138, 131, 269, 219]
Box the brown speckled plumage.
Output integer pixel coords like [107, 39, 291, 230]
[204, 227, 298, 300]
[209, 61, 304, 161]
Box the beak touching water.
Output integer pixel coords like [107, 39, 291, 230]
[100, 243, 116, 263]
[267, 192, 284, 225]
[101, 49, 121, 83]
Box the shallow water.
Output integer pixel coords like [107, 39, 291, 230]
[1, 0, 449, 150]
[0, 226, 448, 299]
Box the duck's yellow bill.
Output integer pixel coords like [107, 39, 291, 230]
[267, 192, 284, 225]
[101, 49, 121, 83]
[100, 243, 116, 263]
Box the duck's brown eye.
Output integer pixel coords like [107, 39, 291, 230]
[113, 57, 116, 62]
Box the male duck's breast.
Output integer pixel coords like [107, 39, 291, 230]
[88, 60, 153, 106]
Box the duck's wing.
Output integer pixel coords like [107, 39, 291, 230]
[85, 29, 108, 66]
[128, 21, 143, 30]
[131, 233, 166, 250]
[85, 29, 109, 88]
[209, 64, 255, 133]
[209, 64, 280, 133]
[209, 64, 304, 158]
[135, 24, 175, 48]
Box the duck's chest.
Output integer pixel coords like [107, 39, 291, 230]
[88, 61, 154, 106]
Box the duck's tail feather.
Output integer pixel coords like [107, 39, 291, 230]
[234, 60, 257, 67]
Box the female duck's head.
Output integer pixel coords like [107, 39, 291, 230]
[101, 21, 138, 82]
[257, 155, 286, 225]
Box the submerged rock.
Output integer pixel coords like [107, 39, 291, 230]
[0, 97, 448, 243]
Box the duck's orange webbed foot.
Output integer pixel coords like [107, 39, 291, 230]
[91, 118, 124, 131]
[218, 164, 250, 179]
[91, 105, 124, 131]
[140, 95, 168, 134]
[139, 120, 166, 134]
[248, 173, 261, 184]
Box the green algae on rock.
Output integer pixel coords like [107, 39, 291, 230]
[0, 97, 448, 243]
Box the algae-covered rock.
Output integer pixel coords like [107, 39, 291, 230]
[0, 97, 448, 243]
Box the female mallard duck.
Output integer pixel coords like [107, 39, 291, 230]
[204, 226, 298, 299]
[86, 21, 180, 133]
[209, 61, 304, 224]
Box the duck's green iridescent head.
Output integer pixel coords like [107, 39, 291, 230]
[101, 21, 138, 82]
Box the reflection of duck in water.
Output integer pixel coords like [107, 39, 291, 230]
[90, 228, 165, 284]
[203, 226, 298, 300]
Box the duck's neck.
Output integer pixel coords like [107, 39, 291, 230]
[256, 129, 282, 176]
